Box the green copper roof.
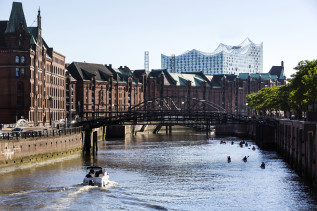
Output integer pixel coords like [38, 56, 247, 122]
[5, 2, 29, 34]
[238, 73, 249, 80]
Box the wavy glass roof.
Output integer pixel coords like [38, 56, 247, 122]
[164, 38, 262, 57]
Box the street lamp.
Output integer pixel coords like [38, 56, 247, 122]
[77, 101, 81, 121]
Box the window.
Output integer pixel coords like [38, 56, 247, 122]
[17, 82, 23, 92]
[21, 56, 25, 64]
[16, 68, 19, 77]
[21, 68, 24, 78]
[15, 56, 19, 64]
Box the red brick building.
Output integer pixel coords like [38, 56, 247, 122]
[66, 62, 146, 120]
[144, 64, 285, 115]
[66, 62, 285, 119]
[0, 2, 66, 125]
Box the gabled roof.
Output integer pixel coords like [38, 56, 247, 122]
[211, 75, 225, 87]
[269, 66, 285, 79]
[133, 69, 146, 79]
[0, 21, 8, 47]
[27, 26, 49, 49]
[149, 69, 164, 78]
[238, 73, 250, 80]
[67, 62, 113, 81]
[5, 2, 29, 34]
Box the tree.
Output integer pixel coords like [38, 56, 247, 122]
[289, 60, 317, 117]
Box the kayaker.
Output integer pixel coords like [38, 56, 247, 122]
[242, 156, 248, 162]
[227, 156, 231, 162]
[261, 162, 265, 169]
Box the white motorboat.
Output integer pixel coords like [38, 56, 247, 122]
[83, 166, 109, 187]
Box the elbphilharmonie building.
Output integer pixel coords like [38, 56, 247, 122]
[161, 38, 263, 75]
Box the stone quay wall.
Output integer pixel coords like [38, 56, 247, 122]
[275, 120, 317, 187]
[216, 120, 317, 188]
[0, 132, 83, 169]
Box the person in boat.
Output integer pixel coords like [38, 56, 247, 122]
[89, 169, 95, 177]
[261, 162, 265, 168]
[227, 156, 231, 162]
[242, 156, 248, 162]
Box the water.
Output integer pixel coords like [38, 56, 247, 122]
[0, 132, 317, 210]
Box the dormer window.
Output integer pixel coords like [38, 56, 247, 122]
[15, 56, 19, 64]
[21, 56, 25, 64]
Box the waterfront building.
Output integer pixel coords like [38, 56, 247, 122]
[65, 70, 77, 123]
[66, 62, 145, 120]
[106, 65, 146, 112]
[161, 38, 263, 75]
[67, 61, 284, 118]
[146, 62, 285, 115]
[0, 2, 66, 125]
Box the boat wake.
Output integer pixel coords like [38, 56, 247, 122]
[102, 180, 119, 189]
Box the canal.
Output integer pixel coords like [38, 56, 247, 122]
[0, 131, 317, 210]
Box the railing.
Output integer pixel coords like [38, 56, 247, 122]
[0, 126, 83, 140]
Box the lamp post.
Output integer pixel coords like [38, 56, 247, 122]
[77, 101, 81, 121]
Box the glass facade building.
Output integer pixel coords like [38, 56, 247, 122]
[161, 38, 263, 75]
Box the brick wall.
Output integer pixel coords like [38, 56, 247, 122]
[0, 133, 83, 167]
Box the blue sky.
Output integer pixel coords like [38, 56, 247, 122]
[1, 0, 316, 77]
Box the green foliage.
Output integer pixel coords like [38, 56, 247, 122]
[289, 60, 317, 113]
[247, 59, 317, 117]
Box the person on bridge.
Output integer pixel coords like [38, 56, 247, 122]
[242, 156, 248, 162]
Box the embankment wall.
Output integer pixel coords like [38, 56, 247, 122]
[0, 133, 83, 170]
[216, 120, 317, 188]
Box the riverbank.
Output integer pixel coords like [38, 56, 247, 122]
[0, 132, 83, 174]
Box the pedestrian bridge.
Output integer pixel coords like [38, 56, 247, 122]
[78, 96, 250, 129]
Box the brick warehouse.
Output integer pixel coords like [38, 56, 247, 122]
[66, 62, 146, 120]
[0, 2, 66, 125]
[0, 2, 287, 125]
[66, 61, 285, 120]
[145, 62, 286, 116]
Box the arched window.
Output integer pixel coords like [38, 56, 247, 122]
[21, 56, 25, 64]
[15, 56, 19, 64]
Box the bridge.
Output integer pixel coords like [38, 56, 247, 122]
[78, 96, 250, 132]
[76, 96, 269, 155]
